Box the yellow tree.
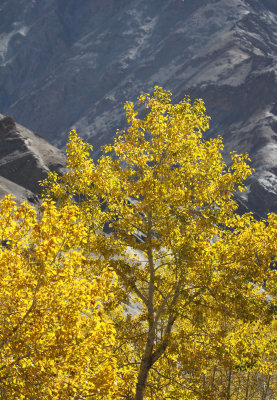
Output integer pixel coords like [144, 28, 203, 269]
[42, 87, 277, 400]
[0, 193, 123, 399]
[95, 87, 277, 400]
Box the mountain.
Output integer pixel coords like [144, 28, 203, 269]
[0, 0, 277, 216]
[0, 114, 65, 205]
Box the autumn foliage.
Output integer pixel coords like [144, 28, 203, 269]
[1, 87, 277, 399]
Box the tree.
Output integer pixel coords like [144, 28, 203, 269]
[1, 87, 277, 399]
[0, 195, 124, 399]
[44, 87, 277, 399]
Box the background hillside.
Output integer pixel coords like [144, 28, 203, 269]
[1, 0, 277, 216]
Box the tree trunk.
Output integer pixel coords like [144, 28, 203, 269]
[135, 218, 155, 400]
[135, 355, 152, 400]
[211, 366, 216, 392]
[227, 368, 232, 400]
[245, 372, 250, 400]
[261, 375, 271, 400]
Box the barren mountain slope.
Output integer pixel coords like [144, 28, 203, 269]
[0, 115, 65, 204]
[0, 0, 277, 216]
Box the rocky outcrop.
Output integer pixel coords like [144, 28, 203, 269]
[0, 115, 65, 205]
[0, 0, 277, 216]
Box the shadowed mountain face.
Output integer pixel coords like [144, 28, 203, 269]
[0, 0, 277, 216]
[0, 115, 65, 205]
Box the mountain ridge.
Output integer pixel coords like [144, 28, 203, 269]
[1, 0, 277, 216]
[0, 114, 65, 205]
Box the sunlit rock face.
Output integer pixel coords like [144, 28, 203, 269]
[0, 115, 65, 205]
[0, 0, 277, 216]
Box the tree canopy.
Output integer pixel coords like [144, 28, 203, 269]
[1, 87, 277, 399]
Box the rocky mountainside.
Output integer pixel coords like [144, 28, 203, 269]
[0, 115, 65, 205]
[0, 0, 277, 216]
